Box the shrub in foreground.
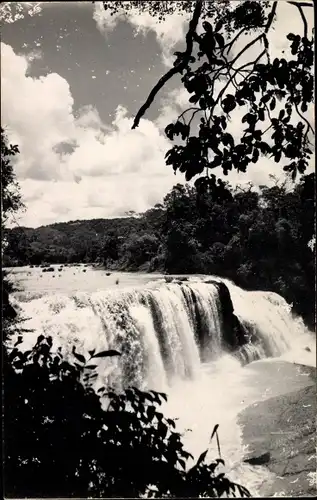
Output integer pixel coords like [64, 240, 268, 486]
[3, 335, 251, 498]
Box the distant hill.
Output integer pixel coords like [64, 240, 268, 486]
[3, 216, 148, 267]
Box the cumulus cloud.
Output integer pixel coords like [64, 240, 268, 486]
[1, 42, 184, 227]
[155, 87, 190, 130]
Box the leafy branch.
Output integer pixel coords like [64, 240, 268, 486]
[5, 334, 252, 497]
[129, 0, 314, 185]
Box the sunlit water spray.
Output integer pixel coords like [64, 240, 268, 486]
[9, 271, 315, 496]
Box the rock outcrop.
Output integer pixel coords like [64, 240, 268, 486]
[205, 280, 249, 350]
[239, 365, 316, 497]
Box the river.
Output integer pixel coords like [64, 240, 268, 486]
[6, 264, 316, 496]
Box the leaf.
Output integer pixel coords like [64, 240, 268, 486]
[196, 449, 208, 467]
[165, 124, 175, 140]
[178, 459, 186, 470]
[23, 350, 32, 360]
[84, 364, 98, 370]
[301, 102, 308, 113]
[158, 392, 167, 402]
[222, 133, 234, 148]
[189, 94, 199, 104]
[88, 349, 96, 357]
[258, 108, 265, 122]
[222, 94, 236, 113]
[260, 141, 270, 155]
[270, 97, 276, 111]
[252, 149, 259, 163]
[92, 350, 121, 358]
[220, 116, 227, 130]
[158, 421, 168, 439]
[274, 150, 282, 163]
[291, 40, 300, 55]
[209, 155, 222, 168]
[216, 430, 222, 458]
[278, 109, 285, 120]
[215, 33, 225, 48]
[214, 19, 224, 32]
[210, 424, 219, 442]
[73, 351, 86, 364]
[216, 458, 225, 465]
[167, 418, 176, 428]
[147, 405, 155, 422]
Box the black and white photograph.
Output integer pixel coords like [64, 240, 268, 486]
[1, 1, 315, 498]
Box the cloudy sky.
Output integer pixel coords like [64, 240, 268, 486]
[1, 1, 314, 228]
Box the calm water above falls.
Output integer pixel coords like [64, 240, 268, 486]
[7, 265, 316, 496]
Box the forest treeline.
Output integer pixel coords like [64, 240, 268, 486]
[4, 174, 315, 328]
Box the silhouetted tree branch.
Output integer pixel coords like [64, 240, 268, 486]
[132, 0, 203, 129]
[124, 0, 314, 183]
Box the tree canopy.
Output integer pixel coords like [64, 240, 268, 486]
[103, 0, 314, 188]
[1, 127, 25, 228]
[1, 128, 26, 331]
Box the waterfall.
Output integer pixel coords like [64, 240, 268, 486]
[12, 278, 313, 391]
[9, 272, 315, 495]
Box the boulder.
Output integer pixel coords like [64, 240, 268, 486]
[244, 452, 271, 466]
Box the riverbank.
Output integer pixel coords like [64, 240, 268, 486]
[239, 362, 316, 497]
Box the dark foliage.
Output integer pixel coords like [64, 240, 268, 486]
[162, 23, 314, 182]
[1, 127, 25, 228]
[3, 217, 146, 267]
[3, 335, 250, 498]
[2, 127, 26, 341]
[106, 1, 314, 185]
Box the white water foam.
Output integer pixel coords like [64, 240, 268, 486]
[8, 273, 315, 496]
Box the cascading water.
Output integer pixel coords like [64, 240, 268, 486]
[10, 272, 315, 495]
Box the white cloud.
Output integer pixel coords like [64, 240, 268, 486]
[155, 87, 190, 129]
[1, 42, 183, 227]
